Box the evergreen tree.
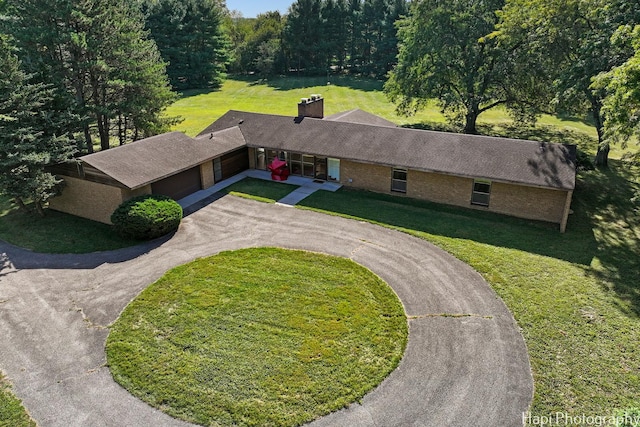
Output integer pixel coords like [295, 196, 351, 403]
[281, 0, 405, 77]
[6, 0, 177, 153]
[321, 0, 348, 69]
[346, 0, 363, 71]
[144, 0, 231, 90]
[0, 38, 75, 215]
[283, 0, 325, 73]
[376, 0, 407, 75]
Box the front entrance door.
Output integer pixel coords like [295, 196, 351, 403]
[314, 157, 327, 180]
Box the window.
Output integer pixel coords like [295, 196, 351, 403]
[391, 168, 407, 193]
[266, 150, 278, 166]
[327, 158, 340, 182]
[266, 150, 287, 166]
[471, 179, 491, 206]
[302, 155, 314, 177]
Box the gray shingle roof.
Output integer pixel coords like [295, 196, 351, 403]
[199, 111, 576, 191]
[324, 109, 397, 127]
[81, 128, 246, 189]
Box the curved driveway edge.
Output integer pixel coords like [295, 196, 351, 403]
[0, 195, 533, 427]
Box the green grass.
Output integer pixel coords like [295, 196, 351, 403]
[0, 373, 35, 427]
[0, 196, 139, 253]
[106, 247, 407, 427]
[294, 161, 640, 418]
[221, 177, 299, 203]
[167, 75, 598, 143]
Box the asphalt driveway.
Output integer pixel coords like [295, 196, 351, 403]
[0, 195, 533, 426]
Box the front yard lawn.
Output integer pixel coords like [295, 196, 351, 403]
[106, 247, 407, 427]
[220, 177, 299, 203]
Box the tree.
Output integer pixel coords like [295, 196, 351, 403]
[282, 0, 406, 77]
[497, 0, 640, 166]
[346, 0, 362, 71]
[358, 0, 406, 77]
[235, 11, 285, 75]
[144, 0, 231, 90]
[6, 0, 177, 153]
[223, 10, 254, 73]
[321, 0, 348, 69]
[385, 0, 537, 134]
[0, 38, 75, 215]
[282, 0, 325, 73]
[592, 25, 640, 156]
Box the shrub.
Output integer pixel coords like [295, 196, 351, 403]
[576, 148, 595, 170]
[111, 195, 182, 240]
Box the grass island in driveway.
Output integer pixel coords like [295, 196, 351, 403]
[106, 247, 407, 427]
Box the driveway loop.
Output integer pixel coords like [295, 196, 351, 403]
[0, 196, 532, 427]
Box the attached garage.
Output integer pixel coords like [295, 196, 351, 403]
[49, 128, 249, 224]
[220, 147, 250, 180]
[151, 166, 202, 200]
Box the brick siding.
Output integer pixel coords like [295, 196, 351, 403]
[340, 160, 391, 193]
[49, 176, 151, 224]
[339, 160, 571, 227]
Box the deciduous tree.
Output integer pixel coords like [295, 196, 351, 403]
[385, 0, 537, 134]
[497, 0, 640, 166]
[592, 25, 640, 158]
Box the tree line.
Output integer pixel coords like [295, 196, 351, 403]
[1, 0, 639, 214]
[225, 0, 407, 79]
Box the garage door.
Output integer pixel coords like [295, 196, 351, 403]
[151, 167, 201, 200]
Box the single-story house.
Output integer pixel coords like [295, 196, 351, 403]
[49, 95, 576, 231]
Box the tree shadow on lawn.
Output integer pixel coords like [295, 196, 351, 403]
[299, 162, 640, 315]
[174, 86, 223, 100]
[0, 199, 175, 272]
[232, 73, 384, 92]
[577, 163, 640, 317]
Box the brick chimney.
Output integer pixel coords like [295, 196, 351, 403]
[297, 94, 324, 119]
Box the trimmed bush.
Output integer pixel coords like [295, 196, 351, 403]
[111, 195, 182, 240]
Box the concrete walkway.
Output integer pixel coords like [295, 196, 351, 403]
[0, 196, 533, 427]
[177, 169, 342, 209]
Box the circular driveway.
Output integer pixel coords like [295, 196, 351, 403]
[0, 195, 532, 427]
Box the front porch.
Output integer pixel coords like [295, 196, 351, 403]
[177, 169, 342, 211]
